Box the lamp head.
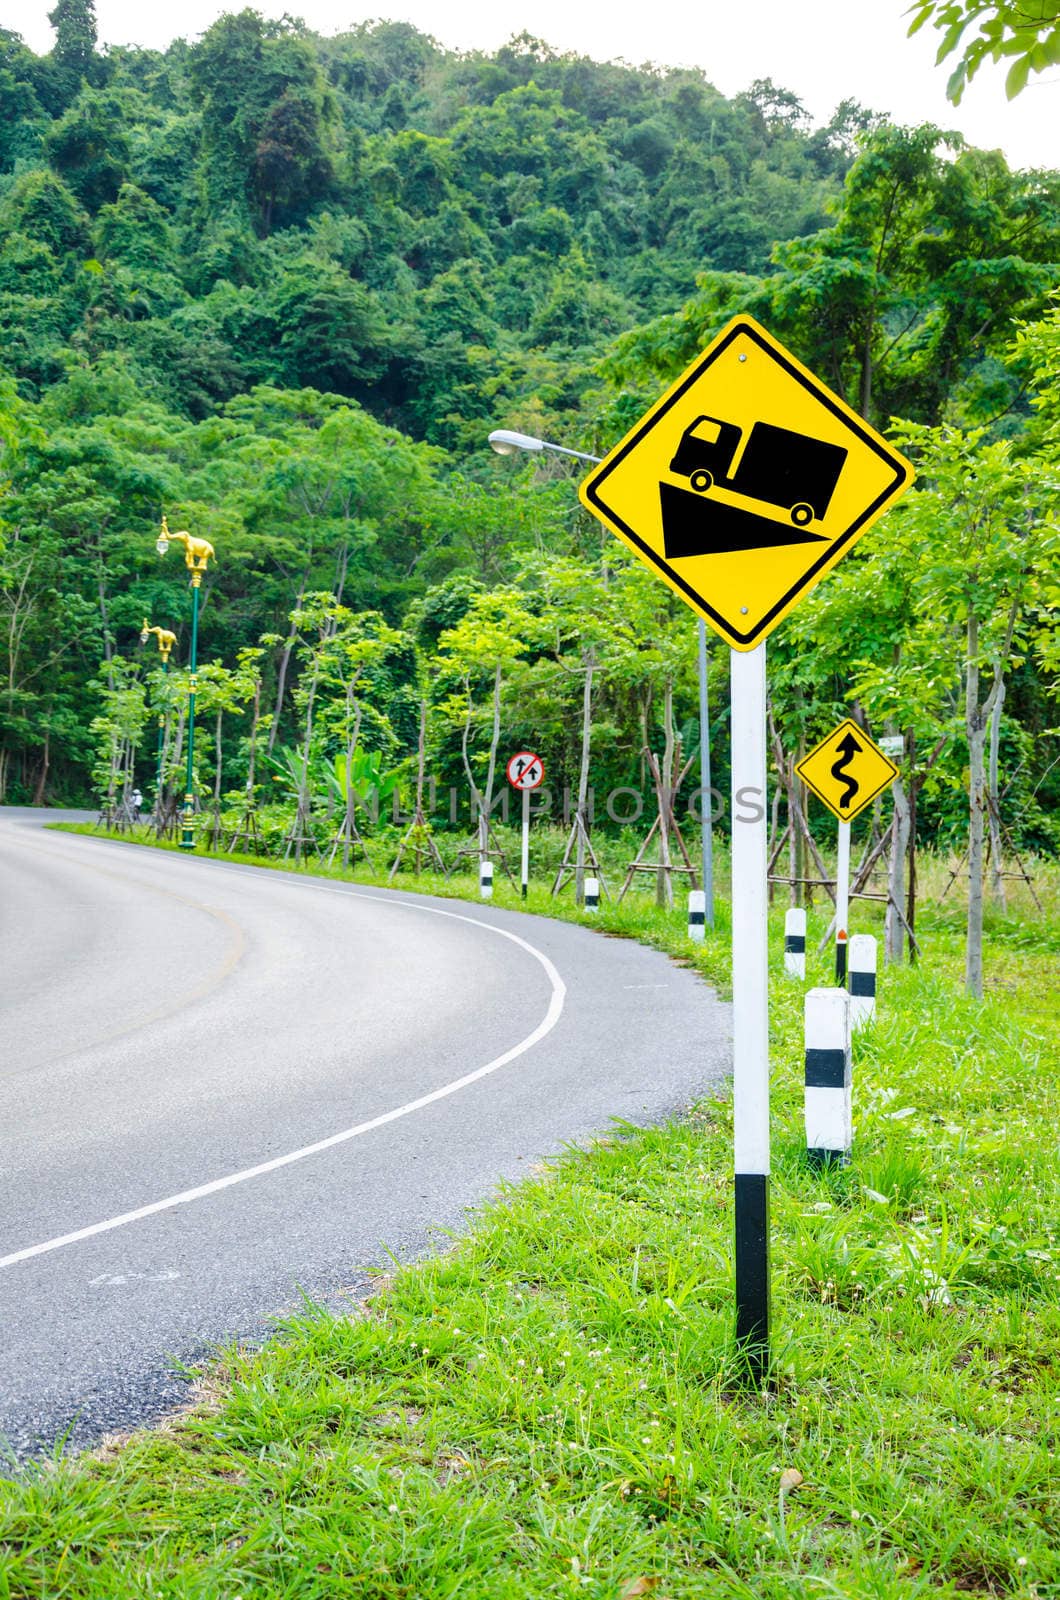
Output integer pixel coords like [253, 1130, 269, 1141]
[488, 429, 545, 456]
[156, 535, 169, 556]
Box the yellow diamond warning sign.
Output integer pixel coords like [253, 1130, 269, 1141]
[578, 316, 914, 650]
[795, 719, 899, 824]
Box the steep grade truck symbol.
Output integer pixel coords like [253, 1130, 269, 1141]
[661, 416, 849, 560]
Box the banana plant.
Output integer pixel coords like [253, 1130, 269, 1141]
[326, 747, 403, 824]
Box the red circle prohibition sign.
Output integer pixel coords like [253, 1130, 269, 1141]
[506, 751, 545, 791]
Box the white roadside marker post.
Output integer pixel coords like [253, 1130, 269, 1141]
[520, 785, 530, 901]
[480, 859, 493, 899]
[849, 934, 877, 1028]
[784, 907, 806, 979]
[804, 986, 852, 1166]
[730, 643, 770, 1377]
[835, 818, 851, 984]
[584, 876, 600, 913]
[688, 889, 706, 943]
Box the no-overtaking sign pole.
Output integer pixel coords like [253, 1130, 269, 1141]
[577, 315, 913, 1379]
[507, 751, 545, 899]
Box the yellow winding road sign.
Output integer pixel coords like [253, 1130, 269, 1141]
[795, 718, 899, 823]
[579, 315, 914, 650]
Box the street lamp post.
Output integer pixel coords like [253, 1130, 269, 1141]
[156, 516, 216, 851]
[488, 428, 714, 926]
[140, 619, 177, 818]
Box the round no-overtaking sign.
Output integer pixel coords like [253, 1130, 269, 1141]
[506, 751, 545, 791]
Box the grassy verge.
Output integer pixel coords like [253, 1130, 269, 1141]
[2, 829, 1057, 1598]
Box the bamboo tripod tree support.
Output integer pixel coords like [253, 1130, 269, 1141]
[227, 800, 264, 856]
[326, 809, 375, 871]
[552, 807, 608, 899]
[616, 748, 697, 905]
[389, 698, 448, 880]
[389, 812, 448, 879]
[453, 809, 517, 887]
[938, 792, 1042, 912]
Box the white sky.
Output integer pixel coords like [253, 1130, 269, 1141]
[8, 0, 1059, 172]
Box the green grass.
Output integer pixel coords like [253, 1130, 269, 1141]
[2, 828, 1057, 1598]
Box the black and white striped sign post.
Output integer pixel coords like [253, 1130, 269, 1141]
[688, 889, 706, 942]
[574, 317, 914, 1387]
[794, 720, 900, 985]
[835, 819, 851, 983]
[479, 859, 493, 899]
[784, 907, 806, 979]
[506, 751, 545, 900]
[731, 644, 770, 1373]
[584, 875, 600, 913]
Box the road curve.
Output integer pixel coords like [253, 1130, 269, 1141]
[0, 809, 730, 1461]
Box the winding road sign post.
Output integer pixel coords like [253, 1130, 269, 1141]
[507, 751, 545, 899]
[795, 719, 900, 982]
[578, 315, 913, 1381]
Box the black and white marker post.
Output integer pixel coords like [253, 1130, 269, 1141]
[730, 642, 770, 1377]
[784, 907, 806, 979]
[804, 986, 852, 1165]
[849, 933, 877, 1028]
[835, 818, 850, 983]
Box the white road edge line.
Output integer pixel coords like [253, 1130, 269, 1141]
[0, 893, 566, 1272]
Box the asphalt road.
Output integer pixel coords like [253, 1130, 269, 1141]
[0, 809, 730, 1462]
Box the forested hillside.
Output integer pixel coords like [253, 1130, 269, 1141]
[1, 3, 1058, 871]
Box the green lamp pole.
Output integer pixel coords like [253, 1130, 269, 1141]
[140, 619, 177, 816]
[156, 516, 216, 851]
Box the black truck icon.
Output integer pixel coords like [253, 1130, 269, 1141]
[669, 416, 847, 528]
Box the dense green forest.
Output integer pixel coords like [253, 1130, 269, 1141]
[1, 1, 1058, 913]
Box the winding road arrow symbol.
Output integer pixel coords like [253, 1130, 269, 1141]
[830, 730, 863, 810]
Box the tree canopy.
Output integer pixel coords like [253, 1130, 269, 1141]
[0, 11, 1057, 920]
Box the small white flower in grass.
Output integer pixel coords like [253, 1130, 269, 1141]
[536, 1367, 544, 1376]
[1017, 1557, 1028, 1568]
[388, 1504, 399, 1514]
[851, 1509, 860, 1520]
